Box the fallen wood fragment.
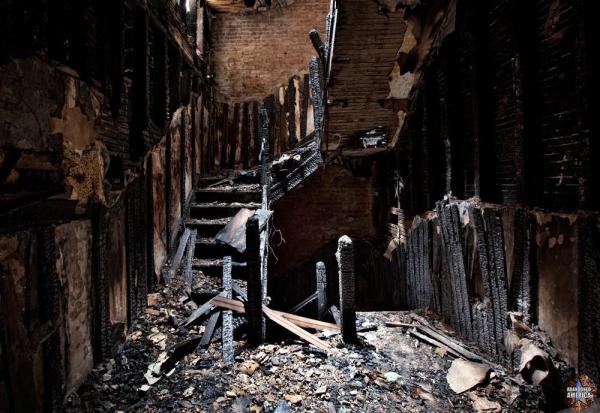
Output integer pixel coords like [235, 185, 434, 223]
[263, 306, 332, 352]
[385, 321, 417, 328]
[289, 291, 318, 314]
[408, 329, 463, 359]
[183, 292, 226, 327]
[199, 312, 221, 348]
[271, 310, 339, 332]
[329, 305, 341, 326]
[416, 324, 488, 364]
[166, 228, 191, 281]
[210, 296, 339, 332]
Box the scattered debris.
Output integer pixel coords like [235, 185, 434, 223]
[447, 359, 491, 394]
[468, 392, 502, 412]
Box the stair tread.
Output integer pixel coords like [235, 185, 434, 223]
[196, 186, 260, 193]
[193, 258, 246, 267]
[190, 201, 261, 209]
[186, 217, 230, 225]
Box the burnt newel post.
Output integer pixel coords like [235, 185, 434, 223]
[336, 235, 357, 343]
[246, 215, 265, 346]
[316, 261, 327, 320]
[222, 256, 234, 364]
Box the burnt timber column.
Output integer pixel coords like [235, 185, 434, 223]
[336, 235, 357, 343]
[316, 261, 327, 320]
[246, 215, 265, 346]
[222, 256, 234, 364]
[309, 56, 324, 149]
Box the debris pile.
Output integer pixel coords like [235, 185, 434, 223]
[63, 266, 562, 412]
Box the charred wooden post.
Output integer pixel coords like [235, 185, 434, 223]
[222, 255, 234, 364]
[316, 261, 327, 320]
[336, 235, 357, 343]
[246, 215, 265, 346]
[309, 29, 327, 63]
[309, 56, 324, 149]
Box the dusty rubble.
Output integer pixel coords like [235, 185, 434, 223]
[62, 268, 568, 413]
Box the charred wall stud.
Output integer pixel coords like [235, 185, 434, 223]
[316, 261, 327, 320]
[246, 215, 265, 346]
[222, 255, 234, 365]
[336, 235, 357, 343]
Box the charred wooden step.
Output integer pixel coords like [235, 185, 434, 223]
[195, 237, 244, 261]
[189, 202, 261, 219]
[193, 258, 247, 278]
[195, 189, 261, 204]
[185, 218, 230, 237]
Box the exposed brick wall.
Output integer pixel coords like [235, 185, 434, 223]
[209, 0, 329, 101]
[272, 165, 377, 274]
[327, 0, 406, 149]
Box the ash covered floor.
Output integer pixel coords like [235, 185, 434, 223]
[63, 273, 560, 412]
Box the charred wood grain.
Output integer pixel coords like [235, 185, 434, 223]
[246, 215, 264, 346]
[336, 235, 357, 343]
[222, 256, 234, 364]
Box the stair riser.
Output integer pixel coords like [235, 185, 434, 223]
[195, 191, 261, 204]
[193, 265, 247, 279]
[186, 223, 226, 238]
[190, 206, 255, 220]
[195, 243, 245, 261]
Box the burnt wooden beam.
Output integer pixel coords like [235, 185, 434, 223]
[289, 291, 318, 315]
[436, 203, 473, 342]
[199, 312, 220, 348]
[91, 206, 111, 361]
[309, 29, 326, 63]
[222, 256, 234, 364]
[336, 235, 357, 343]
[246, 215, 265, 346]
[309, 56, 324, 150]
[145, 156, 157, 292]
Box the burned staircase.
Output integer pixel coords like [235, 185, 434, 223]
[186, 172, 262, 279]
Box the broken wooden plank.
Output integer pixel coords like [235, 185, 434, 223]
[182, 291, 225, 327]
[199, 312, 221, 348]
[272, 310, 339, 332]
[385, 321, 417, 328]
[183, 229, 197, 286]
[263, 306, 331, 351]
[329, 305, 341, 326]
[408, 329, 463, 359]
[232, 281, 248, 301]
[210, 296, 339, 332]
[289, 291, 318, 314]
[167, 228, 191, 280]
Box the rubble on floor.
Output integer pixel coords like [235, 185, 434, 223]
[64, 275, 564, 412]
